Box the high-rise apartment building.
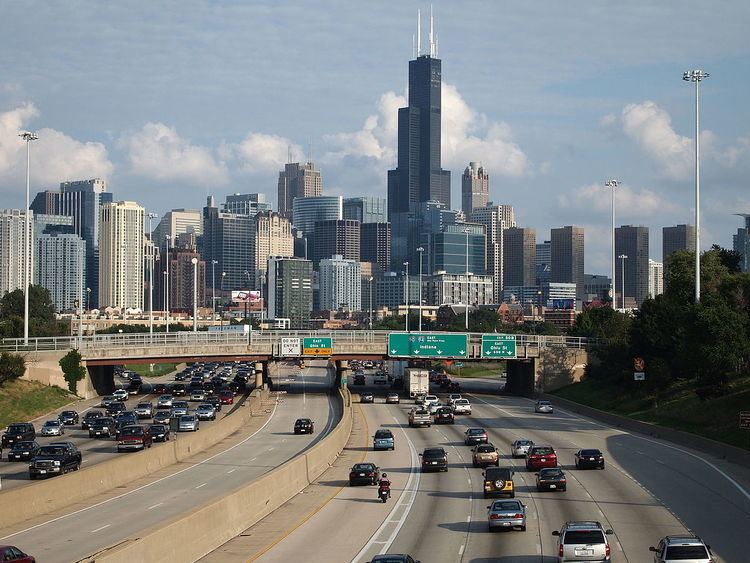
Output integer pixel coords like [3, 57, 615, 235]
[278, 162, 323, 217]
[151, 209, 202, 251]
[223, 193, 272, 216]
[202, 197, 254, 291]
[36, 233, 86, 312]
[292, 196, 343, 238]
[374, 271, 421, 310]
[550, 226, 585, 300]
[461, 162, 489, 215]
[471, 204, 515, 302]
[583, 274, 611, 302]
[503, 227, 536, 288]
[649, 259, 663, 299]
[343, 197, 387, 224]
[615, 225, 650, 307]
[361, 222, 391, 273]
[31, 178, 113, 306]
[662, 224, 696, 280]
[426, 223, 486, 277]
[733, 214, 750, 273]
[536, 240, 551, 284]
[0, 209, 32, 297]
[98, 201, 145, 309]
[426, 273, 494, 307]
[319, 255, 362, 311]
[267, 257, 313, 328]
[312, 219, 360, 266]
[251, 211, 293, 288]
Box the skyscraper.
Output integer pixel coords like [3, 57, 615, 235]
[251, 211, 293, 288]
[0, 209, 32, 297]
[312, 219, 360, 266]
[550, 226, 585, 300]
[503, 227, 536, 288]
[36, 233, 86, 312]
[319, 255, 362, 311]
[427, 223, 486, 277]
[202, 197, 254, 291]
[223, 193, 272, 216]
[291, 196, 343, 238]
[361, 222, 391, 273]
[267, 257, 313, 328]
[615, 225, 650, 307]
[471, 204, 515, 302]
[734, 214, 750, 272]
[151, 209, 202, 251]
[662, 224, 696, 280]
[649, 259, 663, 299]
[98, 201, 145, 310]
[343, 197, 387, 224]
[278, 162, 323, 218]
[535, 240, 551, 284]
[155, 236, 206, 311]
[461, 162, 489, 215]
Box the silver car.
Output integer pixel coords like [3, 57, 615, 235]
[178, 415, 199, 432]
[552, 520, 613, 562]
[41, 420, 64, 436]
[134, 402, 153, 419]
[511, 439, 534, 458]
[535, 400, 554, 414]
[153, 411, 171, 425]
[487, 499, 526, 532]
[649, 535, 714, 563]
[190, 389, 206, 402]
[171, 401, 189, 417]
[100, 395, 117, 408]
[157, 395, 174, 409]
[195, 403, 216, 421]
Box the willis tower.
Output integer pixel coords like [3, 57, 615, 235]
[387, 9, 450, 270]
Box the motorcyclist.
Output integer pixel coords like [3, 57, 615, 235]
[378, 472, 391, 498]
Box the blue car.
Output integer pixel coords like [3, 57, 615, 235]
[373, 429, 395, 451]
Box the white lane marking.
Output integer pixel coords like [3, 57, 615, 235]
[458, 544, 465, 556]
[250, 457, 257, 462]
[0, 396, 280, 541]
[466, 515, 471, 522]
[195, 482, 207, 489]
[227, 468, 237, 474]
[90, 524, 111, 533]
[147, 503, 163, 510]
[351, 416, 421, 563]
[268, 447, 275, 451]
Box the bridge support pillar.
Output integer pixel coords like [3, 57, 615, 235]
[254, 362, 265, 390]
[505, 360, 535, 397]
[335, 360, 350, 389]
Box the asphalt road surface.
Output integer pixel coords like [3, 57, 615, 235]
[258, 375, 750, 563]
[0, 360, 339, 563]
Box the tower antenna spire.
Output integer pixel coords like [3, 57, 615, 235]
[412, 34, 416, 59]
[416, 9, 421, 56]
[429, 4, 435, 57]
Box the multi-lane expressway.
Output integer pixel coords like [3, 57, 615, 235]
[0, 360, 339, 563]
[253, 374, 750, 563]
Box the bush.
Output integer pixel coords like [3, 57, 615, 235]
[0, 352, 26, 386]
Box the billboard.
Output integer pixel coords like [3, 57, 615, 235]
[547, 298, 575, 310]
[231, 290, 261, 303]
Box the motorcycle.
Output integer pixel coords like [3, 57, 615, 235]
[378, 481, 391, 503]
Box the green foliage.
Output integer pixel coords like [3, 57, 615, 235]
[59, 349, 87, 395]
[711, 244, 742, 274]
[0, 286, 68, 338]
[570, 307, 631, 341]
[0, 352, 26, 386]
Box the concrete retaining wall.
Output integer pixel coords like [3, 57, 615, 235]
[0, 390, 266, 530]
[545, 393, 750, 467]
[95, 388, 353, 563]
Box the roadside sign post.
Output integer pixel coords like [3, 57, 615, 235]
[387, 332, 468, 358]
[740, 411, 750, 430]
[481, 334, 517, 359]
[302, 337, 333, 356]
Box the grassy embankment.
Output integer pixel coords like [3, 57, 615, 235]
[552, 376, 750, 451]
[0, 379, 74, 427]
[442, 361, 506, 378]
[125, 363, 179, 377]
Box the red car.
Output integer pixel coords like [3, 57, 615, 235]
[219, 390, 234, 405]
[0, 545, 35, 562]
[525, 445, 558, 471]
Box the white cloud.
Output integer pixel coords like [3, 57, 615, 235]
[558, 182, 679, 217]
[119, 122, 228, 186]
[0, 102, 113, 189]
[233, 132, 303, 174]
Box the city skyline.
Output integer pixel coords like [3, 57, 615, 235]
[0, 2, 749, 274]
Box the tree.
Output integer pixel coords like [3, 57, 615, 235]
[571, 307, 631, 341]
[0, 285, 67, 338]
[59, 349, 86, 395]
[0, 352, 25, 386]
[711, 244, 742, 274]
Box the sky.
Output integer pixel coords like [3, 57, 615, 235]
[1, 0, 749, 275]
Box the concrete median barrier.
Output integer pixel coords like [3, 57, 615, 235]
[0, 389, 266, 531]
[94, 389, 353, 563]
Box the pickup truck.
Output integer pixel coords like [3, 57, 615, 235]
[408, 408, 432, 428]
[29, 442, 81, 479]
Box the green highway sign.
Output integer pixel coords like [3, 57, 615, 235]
[388, 332, 468, 358]
[481, 334, 517, 359]
[302, 337, 333, 356]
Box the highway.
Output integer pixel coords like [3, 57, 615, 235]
[0, 360, 340, 563]
[255, 374, 750, 563]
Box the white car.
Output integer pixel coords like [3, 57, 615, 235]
[157, 395, 174, 409]
[113, 389, 129, 401]
[535, 400, 553, 414]
[423, 395, 439, 408]
[427, 402, 444, 415]
[452, 398, 472, 415]
[40, 420, 64, 436]
[511, 439, 534, 458]
[447, 393, 462, 406]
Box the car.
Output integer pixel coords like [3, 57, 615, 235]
[487, 499, 526, 531]
[535, 400, 554, 414]
[178, 415, 200, 432]
[0, 545, 35, 562]
[552, 521, 614, 562]
[218, 390, 234, 405]
[574, 449, 605, 470]
[40, 420, 64, 437]
[536, 467, 567, 492]
[149, 423, 171, 442]
[373, 429, 395, 451]
[106, 401, 126, 416]
[433, 406, 455, 424]
[482, 466, 515, 498]
[369, 555, 420, 563]
[190, 389, 207, 402]
[447, 393, 462, 405]
[464, 428, 489, 446]
[134, 402, 154, 419]
[89, 417, 116, 438]
[171, 401, 189, 417]
[526, 445, 558, 471]
[112, 389, 129, 401]
[82, 410, 105, 430]
[348, 462, 381, 485]
[427, 402, 444, 415]
[373, 373, 387, 385]
[294, 418, 314, 434]
[2, 423, 35, 448]
[7, 440, 40, 462]
[28, 442, 81, 479]
[100, 395, 117, 408]
[157, 395, 174, 409]
[472, 443, 500, 468]
[360, 393, 375, 403]
[196, 403, 217, 421]
[117, 425, 153, 452]
[385, 392, 400, 404]
[452, 398, 472, 415]
[422, 395, 439, 408]
[152, 384, 168, 394]
[174, 370, 187, 381]
[414, 393, 427, 405]
[511, 439, 534, 458]
[649, 535, 714, 562]
[448, 382, 461, 393]
[408, 408, 432, 427]
[205, 394, 223, 412]
[58, 410, 79, 425]
[127, 377, 142, 395]
[153, 410, 172, 425]
[420, 447, 448, 472]
[172, 383, 187, 396]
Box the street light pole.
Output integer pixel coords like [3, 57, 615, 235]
[192, 257, 198, 332]
[211, 260, 218, 321]
[164, 235, 171, 332]
[368, 276, 374, 330]
[147, 212, 157, 334]
[221, 271, 226, 327]
[403, 261, 409, 332]
[618, 254, 628, 311]
[19, 131, 38, 345]
[416, 247, 424, 332]
[78, 243, 84, 343]
[465, 228, 470, 331]
[683, 69, 709, 303]
[604, 180, 619, 307]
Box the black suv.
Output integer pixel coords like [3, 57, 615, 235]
[89, 417, 116, 438]
[294, 418, 314, 434]
[8, 440, 40, 462]
[2, 423, 35, 448]
[82, 410, 105, 430]
[420, 447, 448, 472]
[29, 442, 82, 479]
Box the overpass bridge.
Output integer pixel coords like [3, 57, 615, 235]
[2, 331, 593, 398]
